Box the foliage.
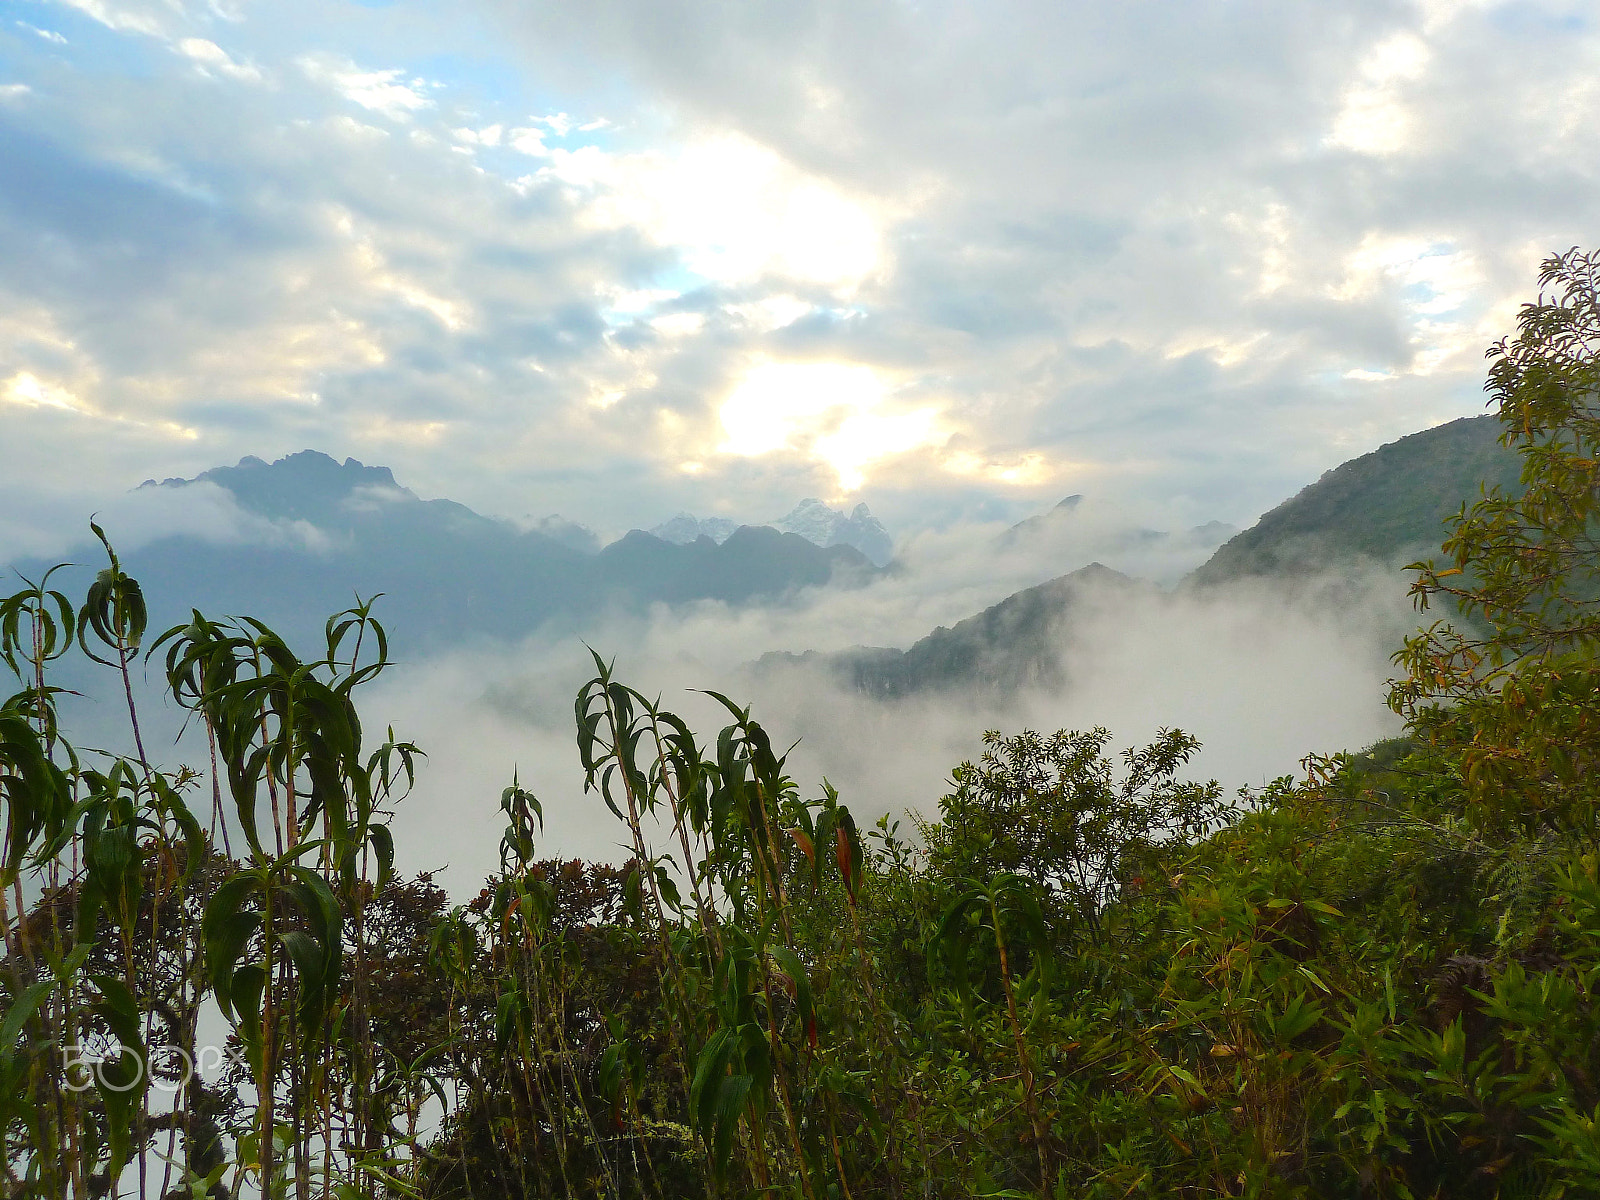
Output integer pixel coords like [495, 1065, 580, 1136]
[1394, 246, 1600, 838]
[921, 725, 1226, 940]
[7, 249, 1600, 1198]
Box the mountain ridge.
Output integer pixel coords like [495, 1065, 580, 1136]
[1188, 414, 1522, 586]
[762, 415, 1526, 700]
[44, 451, 882, 651]
[650, 497, 895, 565]
[758, 562, 1141, 699]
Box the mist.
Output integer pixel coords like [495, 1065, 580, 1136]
[365, 555, 1413, 897]
[13, 496, 1416, 900]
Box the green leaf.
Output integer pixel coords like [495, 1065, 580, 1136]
[711, 1073, 753, 1173]
[0, 980, 55, 1054]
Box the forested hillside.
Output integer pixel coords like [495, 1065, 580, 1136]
[3, 250, 1599, 1200]
[1189, 414, 1524, 585]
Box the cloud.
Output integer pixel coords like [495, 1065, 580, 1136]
[362, 557, 1410, 895]
[4, 370, 89, 412]
[56, 0, 169, 38]
[2, 0, 1598, 552]
[177, 37, 263, 83]
[716, 360, 944, 491]
[18, 22, 70, 44]
[298, 54, 434, 120]
[536, 131, 887, 289]
[0, 466, 332, 566]
[1327, 31, 1433, 155]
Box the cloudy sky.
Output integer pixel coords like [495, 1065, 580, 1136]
[2, 0, 1597, 544]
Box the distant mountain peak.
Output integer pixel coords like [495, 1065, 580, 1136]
[142, 449, 416, 524]
[772, 498, 893, 566]
[1001, 494, 1085, 544]
[647, 500, 895, 564]
[650, 512, 740, 545]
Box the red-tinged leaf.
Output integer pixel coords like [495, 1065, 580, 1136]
[789, 827, 814, 863]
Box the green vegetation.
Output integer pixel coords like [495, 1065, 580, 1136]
[3, 248, 1599, 1198]
[1190, 413, 1524, 586]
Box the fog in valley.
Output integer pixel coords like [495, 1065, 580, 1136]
[15, 477, 1421, 898]
[364, 547, 1411, 895]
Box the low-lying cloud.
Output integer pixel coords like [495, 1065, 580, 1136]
[0, 472, 330, 566]
[366, 556, 1412, 896]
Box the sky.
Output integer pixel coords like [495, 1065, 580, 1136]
[2, 0, 1598, 545]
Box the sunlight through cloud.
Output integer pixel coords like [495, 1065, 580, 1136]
[718, 361, 943, 491]
[1328, 32, 1431, 156]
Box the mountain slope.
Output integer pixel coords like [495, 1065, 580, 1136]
[764, 417, 1520, 701]
[1189, 414, 1522, 585]
[760, 563, 1141, 698]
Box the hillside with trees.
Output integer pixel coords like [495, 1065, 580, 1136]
[3, 248, 1599, 1199]
[1189, 414, 1524, 585]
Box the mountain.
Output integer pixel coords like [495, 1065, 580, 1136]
[593, 525, 868, 606]
[773, 499, 894, 566]
[760, 563, 1141, 698]
[1189, 414, 1522, 586]
[526, 515, 600, 554]
[649, 513, 739, 545]
[993, 494, 1235, 585]
[648, 500, 894, 564]
[763, 416, 1521, 701]
[45, 451, 879, 652]
[1000, 494, 1084, 543]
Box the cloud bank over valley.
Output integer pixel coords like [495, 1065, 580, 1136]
[363, 561, 1409, 893]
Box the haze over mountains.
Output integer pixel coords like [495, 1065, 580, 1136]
[0, 414, 1521, 885]
[758, 414, 1522, 699]
[0, 412, 1516, 742]
[6, 447, 1234, 655]
[27, 451, 878, 653]
[6, 414, 1517, 681]
[651, 499, 895, 566]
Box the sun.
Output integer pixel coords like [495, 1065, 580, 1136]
[717, 360, 943, 491]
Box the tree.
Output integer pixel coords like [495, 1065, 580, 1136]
[1392, 247, 1600, 834]
[920, 727, 1225, 947]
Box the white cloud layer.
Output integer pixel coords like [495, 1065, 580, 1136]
[2, 0, 1598, 546]
[359, 563, 1410, 894]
